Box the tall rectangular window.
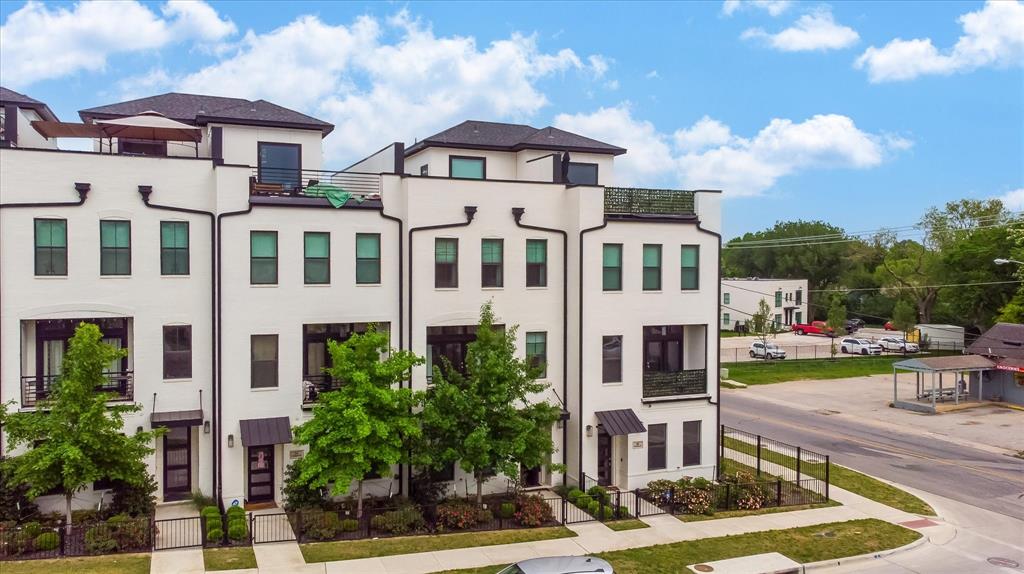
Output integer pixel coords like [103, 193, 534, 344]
[774, 290, 783, 308]
[449, 156, 485, 179]
[680, 245, 699, 290]
[100, 220, 131, 276]
[251, 334, 278, 389]
[163, 325, 192, 379]
[356, 233, 381, 284]
[774, 314, 782, 327]
[34, 218, 67, 276]
[258, 142, 301, 189]
[723, 292, 730, 305]
[644, 325, 683, 373]
[602, 244, 622, 291]
[647, 423, 666, 471]
[304, 232, 330, 285]
[722, 313, 731, 326]
[526, 239, 547, 287]
[250, 231, 278, 285]
[642, 244, 662, 291]
[525, 332, 547, 378]
[435, 238, 458, 288]
[602, 335, 622, 383]
[160, 221, 189, 275]
[481, 238, 503, 288]
[683, 420, 701, 467]
[795, 311, 803, 324]
[796, 289, 803, 306]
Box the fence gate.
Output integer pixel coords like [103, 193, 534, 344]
[153, 516, 204, 551]
[251, 512, 297, 544]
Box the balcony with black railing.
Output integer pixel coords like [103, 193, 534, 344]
[642, 368, 707, 400]
[604, 187, 696, 217]
[250, 167, 382, 205]
[301, 374, 342, 407]
[21, 371, 134, 408]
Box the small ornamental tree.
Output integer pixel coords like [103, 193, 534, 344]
[891, 299, 918, 353]
[291, 325, 423, 518]
[419, 302, 562, 505]
[826, 295, 848, 360]
[0, 323, 162, 525]
[749, 298, 778, 361]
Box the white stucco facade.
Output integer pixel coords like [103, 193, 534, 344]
[721, 278, 809, 331]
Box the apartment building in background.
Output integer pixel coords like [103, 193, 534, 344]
[0, 86, 722, 512]
[721, 278, 809, 331]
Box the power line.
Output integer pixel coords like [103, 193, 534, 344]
[725, 220, 1021, 250]
[810, 280, 1023, 293]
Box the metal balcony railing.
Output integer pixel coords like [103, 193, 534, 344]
[642, 368, 707, 399]
[21, 371, 134, 408]
[250, 168, 381, 199]
[301, 374, 342, 406]
[604, 187, 696, 217]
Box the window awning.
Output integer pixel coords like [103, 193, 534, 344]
[595, 409, 646, 436]
[239, 416, 292, 447]
[150, 409, 203, 428]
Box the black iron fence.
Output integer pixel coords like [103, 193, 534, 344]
[721, 340, 965, 363]
[1, 516, 152, 560]
[250, 167, 381, 198]
[20, 371, 134, 407]
[720, 425, 829, 489]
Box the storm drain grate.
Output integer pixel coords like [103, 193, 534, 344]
[987, 557, 1020, 569]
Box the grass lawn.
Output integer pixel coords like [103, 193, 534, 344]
[720, 331, 746, 338]
[204, 546, 258, 571]
[301, 526, 575, 563]
[605, 519, 650, 531]
[724, 356, 911, 385]
[1, 553, 151, 574]
[436, 519, 919, 574]
[723, 437, 935, 516]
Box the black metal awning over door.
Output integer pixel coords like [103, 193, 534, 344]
[151, 409, 203, 428]
[239, 416, 292, 447]
[595, 409, 646, 436]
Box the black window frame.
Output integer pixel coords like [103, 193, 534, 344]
[160, 221, 190, 276]
[303, 231, 330, 285]
[647, 423, 667, 471]
[680, 245, 699, 291]
[119, 139, 167, 157]
[566, 162, 599, 185]
[602, 335, 622, 383]
[34, 218, 67, 276]
[448, 155, 486, 180]
[481, 238, 504, 288]
[250, 334, 279, 389]
[683, 420, 701, 467]
[355, 233, 382, 285]
[162, 325, 192, 379]
[99, 219, 132, 276]
[525, 238, 547, 287]
[642, 244, 662, 291]
[419, 164, 429, 176]
[257, 141, 302, 190]
[250, 230, 278, 285]
[643, 325, 684, 374]
[435, 237, 459, 288]
[525, 331, 547, 378]
[602, 243, 623, 291]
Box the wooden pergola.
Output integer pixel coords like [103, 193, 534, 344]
[892, 355, 996, 413]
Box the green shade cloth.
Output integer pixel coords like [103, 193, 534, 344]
[602, 244, 621, 266]
[435, 239, 457, 262]
[482, 239, 503, 263]
[251, 232, 277, 257]
[161, 221, 188, 248]
[451, 157, 484, 179]
[306, 183, 368, 208]
[680, 245, 698, 267]
[643, 245, 661, 267]
[35, 219, 66, 247]
[356, 234, 380, 258]
[526, 239, 546, 263]
[101, 221, 130, 247]
[304, 233, 329, 258]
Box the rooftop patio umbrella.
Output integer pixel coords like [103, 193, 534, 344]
[95, 111, 202, 143]
[30, 121, 106, 139]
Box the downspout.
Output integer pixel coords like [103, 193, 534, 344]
[406, 205, 477, 495]
[694, 220, 723, 478]
[577, 218, 607, 483]
[378, 210, 404, 350]
[137, 185, 217, 499]
[511, 207, 569, 485]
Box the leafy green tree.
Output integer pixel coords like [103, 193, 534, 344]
[724, 220, 850, 294]
[997, 223, 1024, 323]
[291, 326, 423, 518]
[748, 298, 778, 360]
[891, 299, 917, 336]
[419, 302, 562, 504]
[0, 323, 161, 524]
[875, 238, 944, 323]
[826, 295, 848, 360]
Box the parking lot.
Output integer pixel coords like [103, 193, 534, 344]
[721, 327, 901, 363]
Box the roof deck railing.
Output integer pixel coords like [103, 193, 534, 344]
[250, 167, 381, 199]
[604, 187, 696, 217]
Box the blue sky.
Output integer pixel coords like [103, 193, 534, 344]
[2, 0, 1021, 237]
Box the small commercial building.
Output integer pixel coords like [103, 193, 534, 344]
[966, 323, 1024, 406]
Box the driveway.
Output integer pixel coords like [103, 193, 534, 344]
[721, 328, 899, 363]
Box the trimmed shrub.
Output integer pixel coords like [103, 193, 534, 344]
[206, 527, 223, 543]
[34, 531, 59, 551]
[586, 500, 601, 516]
[566, 488, 584, 504]
[499, 502, 515, 519]
[574, 494, 592, 509]
[201, 506, 221, 520]
[9, 530, 34, 555]
[615, 506, 632, 519]
[436, 502, 479, 531]
[108, 475, 158, 518]
[84, 527, 118, 555]
[339, 518, 359, 532]
[551, 484, 571, 498]
[226, 505, 246, 520]
[21, 521, 42, 537]
[72, 509, 101, 525]
[645, 479, 679, 505]
[369, 507, 425, 535]
[227, 519, 248, 541]
[587, 485, 610, 504]
[513, 495, 553, 528]
[303, 510, 340, 541]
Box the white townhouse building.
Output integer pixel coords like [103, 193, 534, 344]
[720, 277, 809, 331]
[0, 86, 722, 512]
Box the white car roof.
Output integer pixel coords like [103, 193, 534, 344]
[513, 556, 614, 574]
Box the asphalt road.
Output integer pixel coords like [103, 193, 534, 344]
[722, 392, 1024, 520]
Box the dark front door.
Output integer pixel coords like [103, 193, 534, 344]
[597, 429, 613, 486]
[521, 465, 542, 488]
[247, 446, 275, 503]
[163, 427, 191, 501]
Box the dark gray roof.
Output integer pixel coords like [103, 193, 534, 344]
[406, 120, 626, 156]
[595, 409, 647, 436]
[0, 86, 58, 121]
[151, 409, 203, 428]
[239, 416, 292, 447]
[893, 355, 996, 372]
[79, 92, 333, 135]
[967, 323, 1024, 360]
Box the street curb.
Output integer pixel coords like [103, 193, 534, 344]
[801, 533, 928, 571]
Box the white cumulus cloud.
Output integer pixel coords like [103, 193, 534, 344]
[0, 0, 236, 88]
[997, 188, 1024, 211]
[722, 0, 793, 17]
[855, 0, 1024, 82]
[555, 105, 910, 197]
[741, 9, 859, 51]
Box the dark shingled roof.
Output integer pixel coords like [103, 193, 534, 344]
[967, 323, 1024, 360]
[406, 120, 626, 156]
[595, 409, 647, 436]
[0, 86, 58, 121]
[79, 92, 333, 135]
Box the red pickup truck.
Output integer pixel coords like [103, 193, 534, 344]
[791, 321, 835, 337]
